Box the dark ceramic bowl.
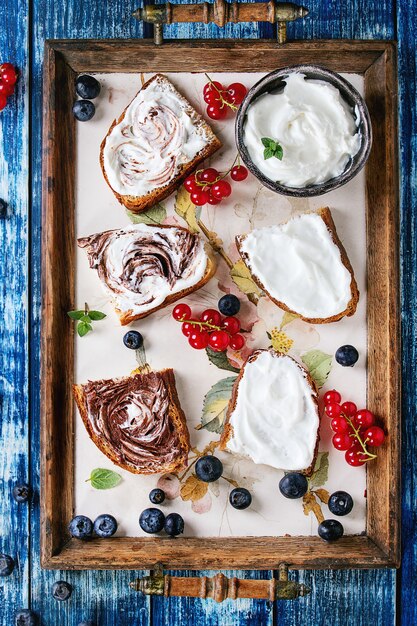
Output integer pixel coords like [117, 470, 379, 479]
[235, 65, 372, 197]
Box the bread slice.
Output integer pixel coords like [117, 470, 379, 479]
[78, 223, 216, 326]
[219, 350, 320, 475]
[236, 207, 359, 324]
[100, 73, 222, 212]
[73, 369, 190, 475]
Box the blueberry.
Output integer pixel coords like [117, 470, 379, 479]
[164, 512, 184, 537]
[73, 99, 95, 122]
[52, 580, 73, 601]
[229, 487, 252, 510]
[195, 455, 223, 482]
[0, 553, 15, 576]
[218, 294, 240, 316]
[93, 514, 118, 538]
[279, 473, 308, 499]
[12, 483, 31, 503]
[69, 515, 93, 539]
[15, 610, 37, 626]
[328, 491, 354, 516]
[318, 519, 344, 542]
[139, 508, 165, 534]
[149, 488, 165, 505]
[0, 198, 8, 218]
[75, 75, 101, 100]
[123, 330, 143, 350]
[335, 345, 359, 367]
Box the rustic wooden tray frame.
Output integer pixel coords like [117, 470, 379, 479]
[41, 39, 400, 570]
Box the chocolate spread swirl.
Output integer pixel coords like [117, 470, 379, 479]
[78, 224, 205, 312]
[83, 372, 184, 471]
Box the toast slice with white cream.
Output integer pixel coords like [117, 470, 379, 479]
[219, 350, 320, 474]
[236, 208, 359, 324]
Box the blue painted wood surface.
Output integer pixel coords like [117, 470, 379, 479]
[0, 0, 415, 623]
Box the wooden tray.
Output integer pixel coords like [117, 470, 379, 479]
[41, 39, 400, 570]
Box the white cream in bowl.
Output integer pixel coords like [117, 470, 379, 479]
[243, 73, 361, 188]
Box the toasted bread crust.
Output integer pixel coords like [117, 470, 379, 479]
[100, 73, 222, 213]
[236, 207, 360, 324]
[117, 253, 216, 325]
[73, 369, 190, 475]
[219, 349, 320, 476]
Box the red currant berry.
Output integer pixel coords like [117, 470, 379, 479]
[208, 330, 230, 352]
[345, 445, 367, 466]
[0, 94, 7, 111]
[207, 192, 221, 205]
[325, 403, 342, 418]
[190, 189, 210, 206]
[203, 81, 223, 96]
[222, 316, 240, 335]
[230, 165, 248, 182]
[323, 389, 341, 405]
[198, 168, 219, 184]
[0, 81, 14, 97]
[331, 416, 351, 434]
[229, 333, 245, 350]
[203, 89, 221, 105]
[226, 82, 247, 105]
[2, 68, 17, 85]
[172, 303, 191, 321]
[0, 63, 16, 75]
[200, 309, 221, 325]
[332, 433, 353, 451]
[207, 103, 228, 120]
[189, 330, 209, 350]
[184, 175, 199, 192]
[354, 409, 375, 429]
[211, 180, 232, 199]
[182, 321, 196, 337]
[341, 401, 357, 417]
[363, 426, 385, 447]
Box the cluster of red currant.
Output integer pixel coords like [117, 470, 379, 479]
[323, 390, 386, 467]
[203, 78, 247, 120]
[0, 63, 18, 111]
[172, 303, 245, 352]
[184, 164, 248, 207]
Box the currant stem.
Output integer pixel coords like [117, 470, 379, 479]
[344, 414, 377, 459]
[204, 72, 238, 112]
[180, 316, 223, 332]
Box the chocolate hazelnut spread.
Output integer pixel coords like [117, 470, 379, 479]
[78, 224, 208, 316]
[82, 371, 185, 472]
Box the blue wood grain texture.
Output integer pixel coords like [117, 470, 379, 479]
[0, 0, 412, 623]
[0, 1, 30, 624]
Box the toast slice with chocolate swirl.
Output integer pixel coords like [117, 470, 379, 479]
[100, 73, 221, 213]
[78, 223, 215, 325]
[73, 369, 190, 475]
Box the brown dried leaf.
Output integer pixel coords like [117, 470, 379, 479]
[313, 488, 330, 505]
[302, 492, 324, 524]
[180, 474, 208, 502]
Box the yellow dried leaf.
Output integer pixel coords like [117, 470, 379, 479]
[230, 260, 262, 296]
[130, 364, 152, 376]
[314, 488, 330, 505]
[280, 311, 300, 329]
[180, 474, 208, 502]
[270, 328, 293, 354]
[302, 492, 324, 523]
[174, 186, 199, 233]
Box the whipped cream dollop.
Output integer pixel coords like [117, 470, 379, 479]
[238, 213, 353, 319]
[78, 224, 208, 316]
[243, 73, 361, 187]
[82, 371, 187, 473]
[103, 75, 209, 197]
[227, 351, 319, 471]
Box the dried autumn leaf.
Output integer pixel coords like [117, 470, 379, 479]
[174, 186, 200, 233]
[302, 491, 324, 523]
[126, 203, 167, 225]
[301, 350, 332, 389]
[309, 451, 329, 488]
[280, 311, 300, 329]
[199, 376, 237, 433]
[230, 260, 262, 296]
[180, 474, 208, 502]
[314, 488, 330, 505]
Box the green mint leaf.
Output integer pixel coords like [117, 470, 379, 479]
[261, 137, 275, 148]
[80, 314, 91, 323]
[274, 144, 284, 161]
[263, 148, 275, 160]
[88, 310, 106, 321]
[67, 310, 85, 321]
[77, 321, 92, 337]
[88, 468, 122, 490]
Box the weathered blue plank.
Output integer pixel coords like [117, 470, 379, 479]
[398, 0, 417, 624]
[0, 1, 30, 624]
